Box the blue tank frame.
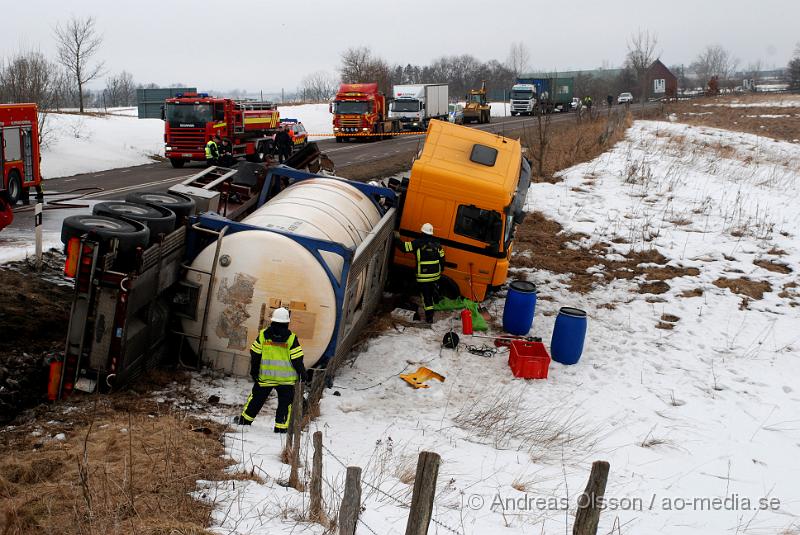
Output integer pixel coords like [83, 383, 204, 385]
[185, 165, 398, 365]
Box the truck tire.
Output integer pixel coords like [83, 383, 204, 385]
[93, 201, 176, 241]
[336, 137, 343, 144]
[169, 158, 186, 169]
[5, 171, 22, 205]
[61, 214, 150, 255]
[124, 191, 195, 221]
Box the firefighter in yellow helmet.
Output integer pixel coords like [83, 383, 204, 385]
[234, 307, 305, 432]
[396, 223, 445, 323]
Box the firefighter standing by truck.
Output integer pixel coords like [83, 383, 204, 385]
[205, 134, 221, 166]
[395, 223, 445, 323]
[274, 126, 292, 163]
[234, 307, 305, 432]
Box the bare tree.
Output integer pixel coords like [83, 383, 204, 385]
[301, 70, 339, 102]
[105, 71, 136, 107]
[339, 46, 373, 84]
[338, 46, 393, 94]
[625, 29, 659, 102]
[506, 41, 531, 78]
[691, 45, 739, 90]
[0, 49, 60, 106]
[54, 16, 105, 113]
[788, 57, 800, 90]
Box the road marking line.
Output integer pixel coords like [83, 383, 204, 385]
[83, 174, 194, 199]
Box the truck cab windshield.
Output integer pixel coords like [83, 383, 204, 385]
[511, 90, 534, 100]
[468, 94, 486, 104]
[393, 100, 420, 112]
[165, 103, 213, 125]
[334, 101, 370, 114]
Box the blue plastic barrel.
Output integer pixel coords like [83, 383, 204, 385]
[550, 307, 588, 365]
[503, 281, 537, 335]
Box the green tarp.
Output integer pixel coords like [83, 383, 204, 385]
[433, 297, 488, 331]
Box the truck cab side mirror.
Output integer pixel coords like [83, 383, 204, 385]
[160, 106, 165, 121]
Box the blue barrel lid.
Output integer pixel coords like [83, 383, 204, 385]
[559, 307, 586, 318]
[509, 280, 536, 293]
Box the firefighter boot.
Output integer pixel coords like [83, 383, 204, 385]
[233, 415, 252, 426]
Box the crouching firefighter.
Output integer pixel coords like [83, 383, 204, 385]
[396, 223, 446, 323]
[234, 307, 305, 432]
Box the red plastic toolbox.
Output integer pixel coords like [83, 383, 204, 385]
[508, 340, 550, 379]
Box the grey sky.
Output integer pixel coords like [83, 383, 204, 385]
[3, 0, 797, 93]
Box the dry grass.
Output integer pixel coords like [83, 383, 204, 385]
[0, 384, 255, 535]
[713, 277, 772, 299]
[453, 389, 598, 462]
[679, 288, 704, 298]
[660, 313, 680, 323]
[512, 213, 700, 294]
[520, 112, 634, 183]
[753, 259, 793, 274]
[664, 95, 800, 142]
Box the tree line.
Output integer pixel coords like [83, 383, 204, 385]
[0, 15, 152, 112]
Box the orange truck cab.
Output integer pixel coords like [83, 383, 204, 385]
[394, 120, 531, 301]
[0, 103, 42, 206]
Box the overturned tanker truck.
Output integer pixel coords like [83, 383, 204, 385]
[56, 144, 395, 405]
[56, 121, 531, 406]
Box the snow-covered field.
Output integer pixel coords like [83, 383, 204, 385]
[698, 97, 800, 108]
[39, 104, 334, 179]
[194, 120, 800, 534]
[40, 109, 164, 178]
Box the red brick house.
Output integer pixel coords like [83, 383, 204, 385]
[646, 59, 678, 98]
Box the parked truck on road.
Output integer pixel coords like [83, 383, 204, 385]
[388, 84, 449, 131]
[509, 83, 537, 116]
[331, 83, 399, 142]
[515, 76, 574, 113]
[164, 92, 280, 168]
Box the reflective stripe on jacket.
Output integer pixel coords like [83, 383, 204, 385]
[404, 239, 445, 283]
[250, 330, 304, 385]
[205, 140, 219, 160]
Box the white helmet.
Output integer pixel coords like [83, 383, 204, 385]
[421, 223, 434, 235]
[271, 307, 291, 323]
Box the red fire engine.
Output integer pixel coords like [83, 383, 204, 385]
[332, 83, 399, 143]
[163, 93, 280, 168]
[1, 104, 42, 230]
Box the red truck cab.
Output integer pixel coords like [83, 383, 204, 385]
[331, 83, 398, 143]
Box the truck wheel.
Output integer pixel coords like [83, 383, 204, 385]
[169, 158, 186, 169]
[93, 201, 176, 241]
[61, 214, 150, 256]
[439, 277, 461, 300]
[5, 171, 22, 205]
[246, 142, 267, 163]
[124, 191, 195, 220]
[485, 111, 491, 124]
[336, 137, 343, 144]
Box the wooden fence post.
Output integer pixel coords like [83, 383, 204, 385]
[338, 466, 362, 535]
[404, 451, 441, 535]
[573, 460, 610, 535]
[309, 431, 326, 523]
[288, 381, 304, 490]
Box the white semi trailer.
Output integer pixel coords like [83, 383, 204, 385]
[509, 83, 537, 116]
[388, 83, 449, 131]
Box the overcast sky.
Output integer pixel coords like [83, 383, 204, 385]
[3, 0, 797, 93]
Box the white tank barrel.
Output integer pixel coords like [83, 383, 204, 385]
[182, 178, 381, 376]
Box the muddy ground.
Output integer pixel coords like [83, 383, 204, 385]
[0, 251, 72, 424]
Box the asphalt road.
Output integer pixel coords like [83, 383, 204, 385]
[6, 105, 653, 234]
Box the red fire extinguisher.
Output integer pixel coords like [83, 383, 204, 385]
[461, 309, 473, 335]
